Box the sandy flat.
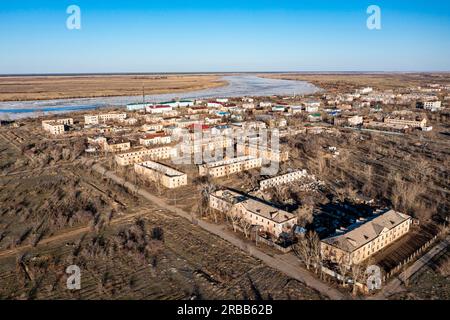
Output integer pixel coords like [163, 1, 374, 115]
[0, 74, 227, 102]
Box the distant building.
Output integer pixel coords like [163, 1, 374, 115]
[139, 132, 172, 146]
[146, 105, 173, 114]
[384, 117, 427, 129]
[348, 115, 364, 126]
[115, 147, 175, 166]
[42, 118, 73, 135]
[209, 189, 297, 238]
[199, 156, 262, 178]
[321, 210, 412, 266]
[237, 143, 289, 163]
[424, 101, 442, 111]
[135, 161, 187, 189]
[104, 138, 131, 153]
[259, 170, 308, 190]
[85, 113, 127, 125]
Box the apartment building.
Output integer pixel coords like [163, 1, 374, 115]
[104, 138, 131, 153]
[237, 143, 289, 162]
[42, 118, 73, 135]
[259, 170, 308, 190]
[424, 101, 442, 111]
[115, 146, 175, 166]
[146, 105, 173, 114]
[321, 210, 412, 266]
[199, 156, 262, 177]
[384, 117, 427, 129]
[177, 136, 234, 156]
[42, 121, 65, 135]
[134, 161, 187, 189]
[139, 132, 172, 146]
[209, 189, 298, 238]
[84, 113, 127, 125]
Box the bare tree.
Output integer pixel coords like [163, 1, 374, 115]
[293, 231, 321, 271]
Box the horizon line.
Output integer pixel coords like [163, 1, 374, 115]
[1, 70, 450, 77]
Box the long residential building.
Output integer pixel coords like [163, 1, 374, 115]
[199, 156, 262, 177]
[115, 146, 175, 166]
[321, 209, 412, 266]
[384, 117, 427, 129]
[259, 170, 308, 190]
[85, 113, 127, 125]
[42, 118, 73, 135]
[134, 161, 187, 189]
[209, 189, 297, 238]
[237, 143, 289, 162]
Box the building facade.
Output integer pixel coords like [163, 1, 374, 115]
[115, 147, 175, 166]
[321, 210, 412, 266]
[259, 170, 308, 190]
[209, 189, 298, 238]
[134, 161, 187, 189]
[199, 156, 262, 177]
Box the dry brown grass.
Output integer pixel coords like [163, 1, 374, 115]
[262, 73, 450, 91]
[0, 74, 227, 101]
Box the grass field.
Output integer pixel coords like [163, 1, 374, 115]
[0, 74, 227, 101]
[262, 73, 450, 91]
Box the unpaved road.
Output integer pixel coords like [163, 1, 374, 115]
[91, 163, 347, 300]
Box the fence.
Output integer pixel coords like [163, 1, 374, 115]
[256, 235, 292, 253]
[383, 235, 438, 281]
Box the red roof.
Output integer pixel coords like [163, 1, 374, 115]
[187, 124, 210, 131]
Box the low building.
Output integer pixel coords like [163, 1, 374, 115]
[423, 101, 442, 111]
[146, 105, 173, 114]
[199, 156, 262, 177]
[348, 115, 364, 126]
[139, 132, 172, 146]
[209, 189, 297, 238]
[134, 161, 187, 189]
[115, 146, 175, 166]
[384, 117, 427, 129]
[321, 210, 412, 266]
[85, 113, 127, 125]
[237, 143, 289, 163]
[104, 138, 131, 153]
[42, 121, 65, 135]
[259, 170, 308, 190]
[42, 118, 73, 135]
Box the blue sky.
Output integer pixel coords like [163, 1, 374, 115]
[0, 0, 449, 74]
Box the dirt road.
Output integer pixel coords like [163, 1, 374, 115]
[91, 163, 347, 300]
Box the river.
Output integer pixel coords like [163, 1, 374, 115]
[0, 75, 320, 119]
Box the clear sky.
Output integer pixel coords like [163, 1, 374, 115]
[1, 0, 449, 74]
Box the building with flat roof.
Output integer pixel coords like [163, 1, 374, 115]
[134, 161, 187, 189]
[199, 156, 262, 177]
[104, 138, 131, 153]
[237, 143, 289, 163]
[384, 117, 427, 129]
[139, 132, 171, 146]
[209, 189, 297, 238]
[321, 209, 412, 266]
[42, 118, 73, 135]
[259, 170, 308, 190]
[115, 147, 175, 166]
[85, 113, 127, 125]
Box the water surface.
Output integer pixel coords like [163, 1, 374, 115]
[0, 75, 319, 119]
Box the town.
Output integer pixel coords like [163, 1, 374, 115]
[1, 73, 449, 299]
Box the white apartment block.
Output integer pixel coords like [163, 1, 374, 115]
[115, 146, 175, 166]
[237, 143, 289, 163]
[42, 121, 65, 135]
[321, 210, 412, 266]
[84, 113, 127, 125]
[259, 170, 308, 190]
[139, 133, 172, 146]
[424, 101, 442, 111]
[198, 156, 262, 178]
[134, 161, 187, 189]
[384, 118, 427, 129]
[209, 189, 297, 238]
[146, 105, 173, 114]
